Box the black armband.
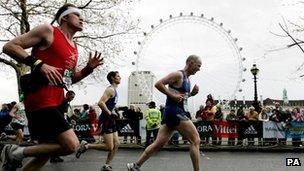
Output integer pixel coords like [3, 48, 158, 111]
[24, 55, 37, 67]
[32, 60, 44, 72]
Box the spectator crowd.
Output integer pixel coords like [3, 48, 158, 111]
[1, 94, 304, 148]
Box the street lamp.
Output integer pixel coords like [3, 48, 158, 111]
[250, 64, 261, 113]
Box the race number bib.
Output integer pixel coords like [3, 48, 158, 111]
[183, 93, 189, 112]
[63, 69, 73, 88]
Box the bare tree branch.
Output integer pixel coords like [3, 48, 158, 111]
[287, 41, 304, 48]
[279, 23, 304, 54]
[0, 0, 139, 95]
[269, 30, 288, 38]
[74, 29, 136, 40]
[279, 23, 304, 72]
[0, 2, 22, 23]
[0, 22, 19, 37]
[0, 13, 14, 16]
[78, 0, 93, 9]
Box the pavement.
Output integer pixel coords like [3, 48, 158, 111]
[39, 149, 304, 171]
[117, 141, 304, 153]
[1, 140, 304, 171]
[1, 139, 304, 152]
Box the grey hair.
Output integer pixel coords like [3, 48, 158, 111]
[186, 55, 201, 64]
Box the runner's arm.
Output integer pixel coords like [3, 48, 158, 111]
[2, 24, 52, 62]
[98, 87, 114, 115]
[190, 84, 199, 97]
[9, 104, 19, 119]
[155, 71, 183, 102]
[72, 51, 104, 83]
[3, 24, 64, 86]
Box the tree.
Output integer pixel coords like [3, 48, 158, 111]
[0, 0, 139, 98]
[277, 21, 304, 77]
[268, 2, 304, 78]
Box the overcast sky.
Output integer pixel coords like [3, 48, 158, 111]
[1, 0, 304, 113]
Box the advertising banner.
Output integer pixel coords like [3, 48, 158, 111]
[194, 121, 213, 138]
[117, 119, 136, 136]
[74, 122, 95, 142]
[285, 121, 304, 138]
[239, 121, 263, 138]
[212, 121, 239, 138]
[263, 121, 285, 139]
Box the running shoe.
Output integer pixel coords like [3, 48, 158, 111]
[75, 140, 88, 158]
[0, 144, 23, 171]
[101, 164, 112, 171]
[126, 162, 140, 171]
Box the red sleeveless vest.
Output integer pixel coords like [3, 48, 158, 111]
[24, 26, 78, 112]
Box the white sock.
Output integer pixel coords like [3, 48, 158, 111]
[84, 143, 90, 150]
[11, 146, 25, 160]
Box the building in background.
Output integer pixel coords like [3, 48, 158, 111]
[282, 88, 289, 106]
[128, 71, 155, 110]
[225, 98, 304, 110]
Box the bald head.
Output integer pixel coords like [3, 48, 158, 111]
[184, 55, 202, 76]
[186, 55, 201, 64]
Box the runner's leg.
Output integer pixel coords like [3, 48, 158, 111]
[105, 132, 119, 165]
[88, 133, 113, 151]
[15, 129, 24, 144]
[21, 129, 79, 170]
[176, 120, 201, 171]
[136, 125, 174, 167]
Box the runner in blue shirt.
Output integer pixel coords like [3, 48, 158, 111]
[76, 71, 121, 171]
[127, 55, 202, 171]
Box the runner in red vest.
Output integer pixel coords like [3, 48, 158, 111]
[1, 3, 103, 171]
